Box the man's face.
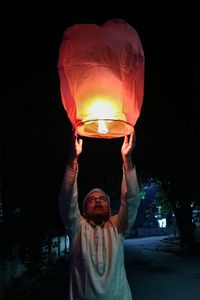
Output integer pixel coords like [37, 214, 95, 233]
[84, 191, 110, 221]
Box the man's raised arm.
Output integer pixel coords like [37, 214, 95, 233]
[118, 132, 140, 234]
[58, 134, 83, 241]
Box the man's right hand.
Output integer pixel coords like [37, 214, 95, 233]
[68, 133, 83, 170]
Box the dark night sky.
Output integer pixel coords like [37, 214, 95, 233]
[1, 3, 200, 228]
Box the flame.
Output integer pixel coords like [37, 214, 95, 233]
[98, 120, 109, 134]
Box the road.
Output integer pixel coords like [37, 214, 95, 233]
[125, 236, 200, 300]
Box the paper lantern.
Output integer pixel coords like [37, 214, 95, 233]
[57, 19, 144, 138]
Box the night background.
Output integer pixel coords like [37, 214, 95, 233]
[1, 2, 200, 299]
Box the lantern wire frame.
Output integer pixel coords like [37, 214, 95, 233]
[75, 119, 134, 138]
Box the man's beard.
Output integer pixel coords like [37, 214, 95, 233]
[86, 206, 110, 225]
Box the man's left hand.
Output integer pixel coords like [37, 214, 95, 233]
[121, 132, 136, 160]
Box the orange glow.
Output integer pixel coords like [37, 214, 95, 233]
[81, 98, 124, 122]
[88, 100, 115, 119]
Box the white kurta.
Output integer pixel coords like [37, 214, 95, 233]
[59, 165, 140, 300]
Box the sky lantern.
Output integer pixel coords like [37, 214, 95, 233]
[57, 19, 144, 138]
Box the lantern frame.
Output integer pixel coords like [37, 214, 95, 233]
[75, 119, 134, 138]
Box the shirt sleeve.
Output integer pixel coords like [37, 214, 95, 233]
[58, 164, 81, 242]
[113, 166, 140, 236]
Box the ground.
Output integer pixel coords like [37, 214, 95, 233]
[5, 235, 200, 300]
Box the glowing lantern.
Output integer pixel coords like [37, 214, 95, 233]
[57, 19, 144, 138]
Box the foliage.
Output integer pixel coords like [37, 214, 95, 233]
[191, 187, 200, 210]
[138, 177, 173, 227]
[144, 189, 173, 225]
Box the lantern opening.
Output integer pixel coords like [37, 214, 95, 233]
[76, 119, 134, 139]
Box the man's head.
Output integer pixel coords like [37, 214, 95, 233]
[82, 188, 111, 225]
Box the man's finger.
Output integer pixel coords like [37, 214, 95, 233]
[129, 132, 134, 144]
[79, 138, 83, 147]
[124, 135, 128, 144]
[72, 131, 77, 141]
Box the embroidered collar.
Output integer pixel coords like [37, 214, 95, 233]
[87, 219, 106, 228]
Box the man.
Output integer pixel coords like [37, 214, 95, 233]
[59, 132, 140, 300]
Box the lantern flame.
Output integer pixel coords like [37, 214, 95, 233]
[98, 120, 109, 134]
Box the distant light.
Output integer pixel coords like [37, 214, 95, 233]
[158, 218, 167, 228]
